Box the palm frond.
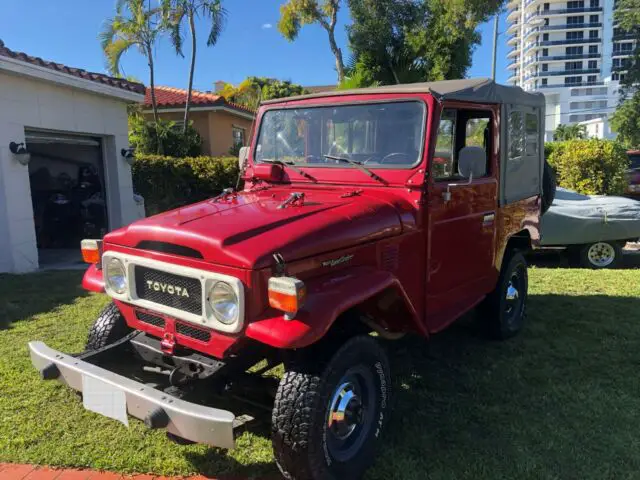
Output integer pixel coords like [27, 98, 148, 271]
[202, 1, 227, 46]
[105, 37, 136, 76]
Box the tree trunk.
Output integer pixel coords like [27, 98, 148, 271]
[327, 29, 345, 83]
[147, 45, 162, 154]
[183, 9, 197, 135]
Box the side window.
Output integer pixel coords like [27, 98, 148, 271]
[432, 108, 491, 180]
[525, 113, 539, 155]
[509, 111, 524, 160]
[432, 109, 455, 179]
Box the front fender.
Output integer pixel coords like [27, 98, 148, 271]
[82, 264, 105, 293]
[245, 266, 419, 349]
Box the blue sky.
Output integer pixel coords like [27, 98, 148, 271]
[0, 0, 510, 92]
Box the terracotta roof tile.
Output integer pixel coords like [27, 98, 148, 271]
[0, 40, 145, 95]
[147, 86, 255, 115]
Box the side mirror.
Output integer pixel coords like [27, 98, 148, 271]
[458, 146, 487, 179]
[238, 146, 250, 171]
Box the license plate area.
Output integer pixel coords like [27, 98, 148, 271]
[82, 374, 129, 426]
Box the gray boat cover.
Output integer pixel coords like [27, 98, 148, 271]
[541, 188, 640, 246]
[262, 78, 545, 107]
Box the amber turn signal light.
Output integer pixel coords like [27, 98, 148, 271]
[81, 239, 103, 266]
[268, 276, 306, 318]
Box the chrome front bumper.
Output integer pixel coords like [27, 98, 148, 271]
[28, 341, 236, 449]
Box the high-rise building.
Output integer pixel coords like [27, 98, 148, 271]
[505, 0, 636, 140]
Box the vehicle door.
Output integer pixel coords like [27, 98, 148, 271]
[425, 103, 499, 333]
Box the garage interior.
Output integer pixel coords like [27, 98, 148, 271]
[26, 131, 108, 269]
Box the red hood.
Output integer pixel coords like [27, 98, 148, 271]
[105, 187, 407, 269]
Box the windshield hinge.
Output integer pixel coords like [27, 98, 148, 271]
[278, 192, 305, 209]
[341, 189, 364, 198]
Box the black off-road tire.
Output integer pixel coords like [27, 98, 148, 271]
[272, 335, 391, 480]
[541, 161, 557, 215]
[85, 302, 130, 351]
[479, 250, 529, 340]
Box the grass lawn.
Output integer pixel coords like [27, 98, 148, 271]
[1, 267, 640, 479]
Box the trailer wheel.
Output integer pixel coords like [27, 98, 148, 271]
[272, 335, 391, 480]
[575, 241, 623, 269]
[479, 250, 528, 340]
[541, 161, 557, 215]
[86, 302, 130, 351]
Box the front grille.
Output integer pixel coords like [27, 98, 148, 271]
[134, 266, 202, 315]
[176, 322, 211, 342]
[136, 311, 166, 328]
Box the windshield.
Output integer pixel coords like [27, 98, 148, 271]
[255, 101, 425, 168]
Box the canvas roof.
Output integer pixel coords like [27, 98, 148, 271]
[261, 78, 545, 107]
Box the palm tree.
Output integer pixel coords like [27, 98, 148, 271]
[554, 123, 588, 141]
[100, 0, 164, 126]
[163, 0, 227, 133]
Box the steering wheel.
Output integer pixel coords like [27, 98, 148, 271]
[379, 152, 412, 165]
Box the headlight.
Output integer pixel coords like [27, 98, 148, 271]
[105, 258, 127, 295]
[208, 282, 239, 325]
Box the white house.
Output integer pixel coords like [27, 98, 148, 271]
[0, 41, 145, 273]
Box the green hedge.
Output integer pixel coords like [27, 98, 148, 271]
[132, 154, 239, 215]
[545, 139, 629, 196]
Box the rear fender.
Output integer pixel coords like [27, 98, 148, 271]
[245, 267, 420, 349]
[83, 264, 105, 293]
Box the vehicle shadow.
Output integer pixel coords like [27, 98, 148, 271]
[0, 271, 88, 330]
[527, 249, 640, 269]
[368, 293, 640, 479]
[173, 292, 640, 479]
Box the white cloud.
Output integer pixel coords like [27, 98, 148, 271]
[262, 23, 273, 29]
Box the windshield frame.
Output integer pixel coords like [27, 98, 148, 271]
[252, 98, 428, 171]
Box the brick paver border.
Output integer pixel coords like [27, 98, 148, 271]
[0, 464, 214, 480]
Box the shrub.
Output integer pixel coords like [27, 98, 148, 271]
[129, 114, 202, 157]
[132, 154, 239, 215]
[545, 139, 629, 196]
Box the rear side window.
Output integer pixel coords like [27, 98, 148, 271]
[508, 111, 524, 160]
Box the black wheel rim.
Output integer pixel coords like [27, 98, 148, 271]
[504, 265, 525, 328]
[325, 365, 376, 463]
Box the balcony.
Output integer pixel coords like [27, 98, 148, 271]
[525, 38, 602, 52]
[613, 50, 634, 57]
[612, 65, 630, 72]
[507, 48, 521, 59]
[525, 53, 600, 65]
[507, 59, 520, 70]
[527, 69, 600, 79]
[540, 22, 602, 31]
[526, 6, 602, 19]
[612, 33, 637, 41]
[538, 81, 605, 88]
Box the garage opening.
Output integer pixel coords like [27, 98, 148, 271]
[26, 130, 108, 269]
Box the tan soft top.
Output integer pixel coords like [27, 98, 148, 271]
[261, 78, 545, 107]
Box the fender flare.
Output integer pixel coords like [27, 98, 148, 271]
[245, 266, 421, 349]
[82, 264, 105, 293]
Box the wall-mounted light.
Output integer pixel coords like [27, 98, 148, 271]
[9, 142, 31, 166]
[120, 147, 135, 166]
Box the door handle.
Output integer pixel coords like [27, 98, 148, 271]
[483, 213, 495, 225]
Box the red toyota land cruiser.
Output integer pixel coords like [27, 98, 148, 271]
[30, 79, 553, 480]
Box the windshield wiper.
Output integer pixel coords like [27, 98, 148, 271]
[323, 155, 387, 185]
[260, 159, 317, 183]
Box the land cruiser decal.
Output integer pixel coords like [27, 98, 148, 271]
[321, 254, 354, 268]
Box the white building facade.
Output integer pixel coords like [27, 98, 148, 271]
[0, 42, 145, 273]
[506, 0, 636, 140]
